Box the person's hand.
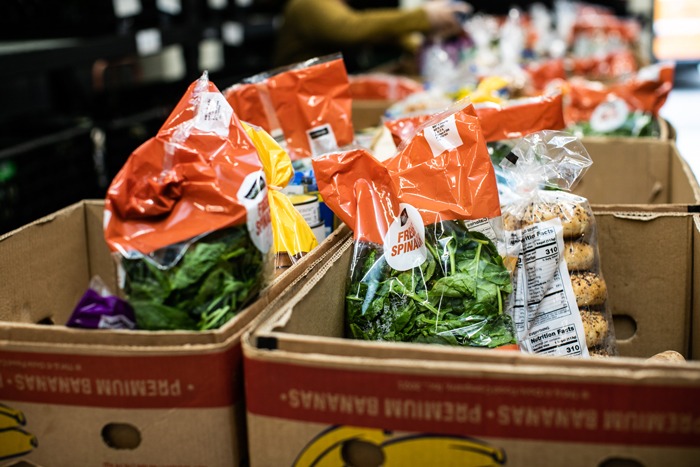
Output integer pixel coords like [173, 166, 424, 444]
[422, 1, 472, 37]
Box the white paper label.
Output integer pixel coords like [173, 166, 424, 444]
[384, 204, 427, 271]
[208, 0, 228, 9]
[306, 123, 338, 157]
[464, 217, 498, 244]
[237, 171, 273, 253]
[637, 63, 662, 82]
[98, 314, 136, 330]
[590, 98, 629, 133]
[113, 0, 142, 17]
[194, 92, 234, 138]
[506, 219, 589, 358]
[222, 21, 244, 46]
[424, 114, 463, 157]
[157, 0, 182, 14]
[135, 28, 162, 56]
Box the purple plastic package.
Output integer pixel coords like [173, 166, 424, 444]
[66, 277, 136, 330]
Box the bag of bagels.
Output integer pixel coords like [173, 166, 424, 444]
[499, 130, 617, 358]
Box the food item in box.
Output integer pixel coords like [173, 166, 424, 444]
[563, 62, 674, 138]
[66, 276, 135, 330]
[314, 100, 517, 348]
[104, 73, 274, 330]
[499, 131, 617, 357]
[226, 54, 354, 160]
[243, 122, 319, 273]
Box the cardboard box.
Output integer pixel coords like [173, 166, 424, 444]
[575, 139, 699, 205]
[243, 209, 700, 466]
[0, 200, 351, 466]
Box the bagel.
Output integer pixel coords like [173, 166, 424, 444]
[570, 272, 607, 307]
[564, 241, 595, 271]
[579, 308, 609, 349]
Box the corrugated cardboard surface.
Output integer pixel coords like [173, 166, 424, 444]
[0, 200, 352, 466]
[574, 139, 700, 205]
[243, 209, 700, 466]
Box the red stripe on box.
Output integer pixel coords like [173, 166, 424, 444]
[244, 357, 700, 448]
[0, 345, 242, 408]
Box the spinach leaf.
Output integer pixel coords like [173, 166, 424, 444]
[346, 220, 516, 348]
[123, 225, 265, 331]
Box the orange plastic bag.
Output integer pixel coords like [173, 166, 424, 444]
[224, 82, 281, 137]
[564, 63, 674, 137]
[349, 73, 423, 100]
[267, 54, 354, 160]
[104, 73, 273, 331]
[384, 94, 565, 145]
[313, 101, 515, 348]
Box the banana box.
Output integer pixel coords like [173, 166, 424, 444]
[0, 200, 350, 467]
[243, 207, 700, 466]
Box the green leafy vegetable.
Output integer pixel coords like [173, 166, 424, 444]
[568, 112, 659, 138]
[122, 226, 265, 331]
[346, 220, 516, 348]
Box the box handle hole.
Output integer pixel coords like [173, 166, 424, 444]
[35, 317, 54, 325]
[341, 439, 385, 467]
[612, 314, 637, 341]
[599, 457, 644, 467]
[101, 422, 141, 450]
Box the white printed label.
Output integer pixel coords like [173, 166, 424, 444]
[424, 114, 463, 157]
[464, 217, 499, 244]
[157, 0, 182, 14]
[384, 204, 427, 271]
[237, 171, 273, 253]
[506, 219, 589, 358]
[222, 21, 244, 46]
[637, 63, 662, 82]
[306, 123, 338, 157]
[113, 0, 142, 17]
[135, 28, 162, 56]
[194, 92, 234, 138]
[98, 314, 136, 330]
[590, 98, 629, 133]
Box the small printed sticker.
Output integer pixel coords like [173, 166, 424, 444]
[384, 204, 427, 271]
[194, 92, 234, 138]
[306, 123, 338, 157]
[424, 114, 463, 157]
[237, 171, 272, 253]
[590, 98, 629, 133]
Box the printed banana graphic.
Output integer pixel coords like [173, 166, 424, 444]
[294, 425, 506, 467]
[0, 403, 37, 461]
[0, 403, 27, 429]
[294, 426, 386, 467]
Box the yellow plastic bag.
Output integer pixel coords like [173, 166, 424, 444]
[243, 123, 319, 273]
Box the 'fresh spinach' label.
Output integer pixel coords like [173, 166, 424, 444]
[383, 204, 427, 271]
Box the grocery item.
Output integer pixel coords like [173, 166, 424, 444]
[225, 54, 354, 160]
[104, 73, 274, 330]
[314, 100, 516, 348]
[499, 131, 617, 357]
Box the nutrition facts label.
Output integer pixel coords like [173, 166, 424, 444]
[507, 219, 589, 358]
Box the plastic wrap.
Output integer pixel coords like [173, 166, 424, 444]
[564, 63, 674, 138]
[349, 73, 423, 101]
[104, 72, 274, 331]
[499, 130, 617, 358]
[243, 122, 319, 274]
[313, 101, 517, 349]
[66, 276, 135, 330]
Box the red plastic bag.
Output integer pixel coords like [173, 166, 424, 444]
[349, 73, 423, 100]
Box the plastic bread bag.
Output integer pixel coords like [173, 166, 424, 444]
[104, 72, 274, 331]
[313, 100, 518, 349]
[498, 130, 617, 358]
[563, 62, 674, 138]
[243, 122, 319, 274]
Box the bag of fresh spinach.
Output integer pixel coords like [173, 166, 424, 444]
[104, 72, 274, 331]
[313, 100, 517, 349]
